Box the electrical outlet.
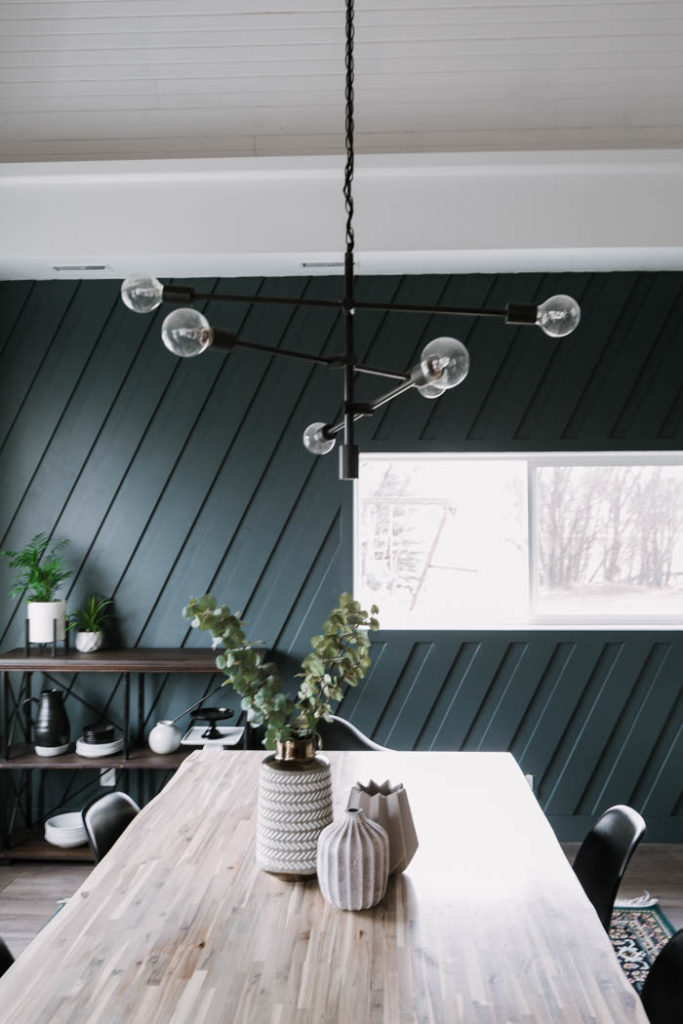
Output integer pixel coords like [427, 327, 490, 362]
[99, 768, 116, 787]
[525, 773, 534, 791]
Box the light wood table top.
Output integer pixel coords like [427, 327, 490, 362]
[0, 750, 647, 1023]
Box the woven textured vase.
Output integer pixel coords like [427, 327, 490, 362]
[256, 741, 333, 877]
[347, 779, 419, 874]
[317, 808, 389, 910]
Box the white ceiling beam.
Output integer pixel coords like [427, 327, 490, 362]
[1, 149, 683, 280]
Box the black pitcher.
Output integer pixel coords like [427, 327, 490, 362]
[25, 690, 70, 748]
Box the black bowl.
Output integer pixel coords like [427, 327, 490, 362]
[82, 723, 116, 744]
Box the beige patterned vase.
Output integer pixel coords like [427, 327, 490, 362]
[316, 808, 389, 910]
[347, 779, 419, 874]
[256, 737, 333, 878]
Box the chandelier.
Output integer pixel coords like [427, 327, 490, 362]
[120, 0, 581, 481]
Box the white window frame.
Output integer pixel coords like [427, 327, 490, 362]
[354, 451, 683, 630]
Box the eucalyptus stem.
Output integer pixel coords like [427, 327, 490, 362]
[183, 592, 379, 747]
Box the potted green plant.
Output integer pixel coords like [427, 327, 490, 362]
[67, 594, 112, 653]
[1, 533, 71, 644]
[184, 591, 379, 877]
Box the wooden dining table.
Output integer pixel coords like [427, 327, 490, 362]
[0, 749, 648, 1023]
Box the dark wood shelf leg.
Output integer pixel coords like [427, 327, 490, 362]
[2, 671, 8, 761]
[23, 673, 32, 744]
[123, 673, 130, 760]
[137, 673, 145, 745]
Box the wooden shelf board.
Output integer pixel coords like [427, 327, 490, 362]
[0, 830, 95, 863]
[0, 744, 194, 770]
[0, 647, 220, 673]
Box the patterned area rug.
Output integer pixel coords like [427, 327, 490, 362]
[610, 907, 675, 991]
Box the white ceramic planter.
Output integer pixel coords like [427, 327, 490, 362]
[27, 601, 66, 643]
[256, 753, 333, 876]
[148, 720, 182, 754]
[75, 631, 104, 653]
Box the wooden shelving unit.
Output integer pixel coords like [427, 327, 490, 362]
[0, 743, 194, 771]
[0, 647, 222, 861]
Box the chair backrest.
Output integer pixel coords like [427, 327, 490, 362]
[572, 804, 646, 932]
[82, 792, 140, 862]
[641, 929, 683, 1024]
[0, 937, 14, 979]
[316, 715, 387, 751]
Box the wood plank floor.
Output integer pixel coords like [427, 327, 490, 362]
[0, 845, 680, 961]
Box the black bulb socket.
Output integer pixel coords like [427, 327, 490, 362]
[162, 284, 196, 305]
[210, 328, 238, 353]
[505, 303, 538, 326]
[339, 444, 359, 480]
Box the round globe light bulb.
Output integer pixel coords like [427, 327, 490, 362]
[419, 336, 469, 390]
[417, 381, 446, 400]
[536, 294, 581, 338]
[121, 276, 164, 314]
[302, 422, 336, 456]
[161, 308, 213, 358]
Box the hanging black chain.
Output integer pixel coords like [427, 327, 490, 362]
[343, 0, 355, 257]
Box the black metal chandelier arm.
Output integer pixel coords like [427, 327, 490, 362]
[353, 298, 511, 319]
[162, 287, 540, 327]
[325, 377, 416, 438]
[208, 330, 410, 379]
[210, 329, 343, 367]
[353, 362, 411, 382]
[163, 284, 344, 312]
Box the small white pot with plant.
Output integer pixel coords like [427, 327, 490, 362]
[67, 594, 112, 653]
[1, 533, 71, 644]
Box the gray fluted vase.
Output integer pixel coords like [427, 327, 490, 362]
[256, 737, 333, 878]
[347, 779, 418, 874]
[316, 808, 389, 910]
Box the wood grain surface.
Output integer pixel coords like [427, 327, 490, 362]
[0, 648, 219, 672]
[0, 750, 647, 1023]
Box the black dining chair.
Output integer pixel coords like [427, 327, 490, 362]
[244, 715, 387, 751]
[0, 937, 14, 979]
[640, 929, 683, 1024]
[316, 715, 388, 751]
[572, 804, 646, 932]
[82, 792, 140, 862]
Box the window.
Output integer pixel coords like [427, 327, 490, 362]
[355, 454, 683, 628]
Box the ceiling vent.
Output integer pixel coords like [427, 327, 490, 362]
[52, 264, 111, 272]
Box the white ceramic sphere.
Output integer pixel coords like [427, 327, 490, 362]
[148, 720, 182, 755]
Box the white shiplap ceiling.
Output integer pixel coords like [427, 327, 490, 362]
[1, 0, 683, 164]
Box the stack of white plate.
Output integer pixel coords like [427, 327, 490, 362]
[44, 812, 88, 848]
[75, 735, 124, 758]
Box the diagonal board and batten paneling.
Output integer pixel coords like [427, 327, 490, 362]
[0, 271, 681, 839]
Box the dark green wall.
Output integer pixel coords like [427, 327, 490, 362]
[0, 272, 681, 840]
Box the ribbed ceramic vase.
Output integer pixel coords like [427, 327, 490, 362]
[317, 808, 389, 910]
[347, 779, 419, 874]
[256, 737, 333, 878]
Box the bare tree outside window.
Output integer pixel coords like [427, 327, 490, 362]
[357, 457, 527, 627]
[356, 454, 683, 627]
[534, 464, 683, 618]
